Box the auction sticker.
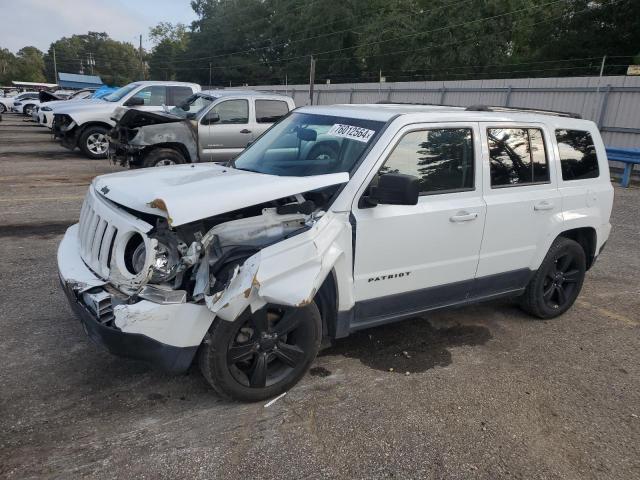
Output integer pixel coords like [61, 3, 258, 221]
[327, 124, 375, 143]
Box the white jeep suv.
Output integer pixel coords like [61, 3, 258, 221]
[57, 104, 613, 401]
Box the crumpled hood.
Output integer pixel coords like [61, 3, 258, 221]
[112, 106, 183, 127]
[43, 98, 101, 111]
[93, 163, 349, 226]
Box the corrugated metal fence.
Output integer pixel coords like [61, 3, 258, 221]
[242, 75, 640, 149]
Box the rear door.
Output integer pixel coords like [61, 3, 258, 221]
[476, 123, 562, 286]
[199, 98, 252, 162]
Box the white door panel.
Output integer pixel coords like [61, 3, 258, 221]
[477, 123, 562, 277]
[353, 194, 486, 301]
[352, 122, 485, 303]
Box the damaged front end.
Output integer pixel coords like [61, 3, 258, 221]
[108, 108, 198, 167]
[52, 113, 79, 149]
[58, 171, 352, 373]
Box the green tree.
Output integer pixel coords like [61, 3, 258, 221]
[148, 23, 190, 80]
[43, 32, 142, 85]
[0, 48, 17, 84]
[13, 46, 46, 82]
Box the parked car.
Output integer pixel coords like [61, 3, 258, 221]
[109, 90, 295, 167]
[36, 86, 120, 128]
[0, 91, 38, 114]
[52, 81, 201, 159]
[57, 103, 613, 401]
[33, 88, 98, 124]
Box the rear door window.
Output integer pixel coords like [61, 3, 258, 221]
[167, 86, 193, 106]
[555, 129, 599, 180]
[255, 100, 290, 123]
[488, 127, 549, 187]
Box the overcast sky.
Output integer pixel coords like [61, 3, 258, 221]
[1, 0, 197, 53]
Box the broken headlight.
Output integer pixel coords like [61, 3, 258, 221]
[132, 241, 179, 283]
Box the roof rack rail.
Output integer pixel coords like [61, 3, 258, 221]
[375, 101, 460, 107]
[465, 105, 581, 119]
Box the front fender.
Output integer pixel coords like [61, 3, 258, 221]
[205, 211, 354, 321]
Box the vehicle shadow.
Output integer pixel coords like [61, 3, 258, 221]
[322, 314, 493, 373]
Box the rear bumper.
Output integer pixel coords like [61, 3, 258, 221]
[57, 224, 207, 373]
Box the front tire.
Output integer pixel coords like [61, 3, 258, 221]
[199, 303, 322, 402]
[79, 125, 110, 159]
[23, 104, 36, 116]
[519, 237, 586, 319]
[141, 148, 186, 168]
[0, 103, 6, 113]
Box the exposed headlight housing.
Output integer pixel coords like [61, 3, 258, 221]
[132, 241, 179, 283]
[41, 106, 52, 111]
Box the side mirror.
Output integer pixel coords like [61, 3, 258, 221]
[124, 96, 145, 107]
[363, 173, 420, 207]
[202, 112, 220, 125]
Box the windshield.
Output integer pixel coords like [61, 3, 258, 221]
[233, 112, 384, 177]
[170, 93, 216, 117]
[103, 83, 139, 102]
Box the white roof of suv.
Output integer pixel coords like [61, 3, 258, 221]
[296, 103, 594, 130]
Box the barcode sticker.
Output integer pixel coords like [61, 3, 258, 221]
[327, 124, 375, 143]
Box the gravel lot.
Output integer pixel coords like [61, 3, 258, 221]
[0, 114, 638, 480]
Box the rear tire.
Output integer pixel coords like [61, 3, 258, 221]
[23, 104, 36, 116]
[199, 303, 322, 402]
[141, 148, 186, 168]
[0, 103, 6, 113]
[79, 125, 110, 159]
[519, 237, 586, 319]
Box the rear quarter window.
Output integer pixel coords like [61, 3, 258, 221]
[555, 129, 600, 181]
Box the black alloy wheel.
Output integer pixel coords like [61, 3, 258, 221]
[541, 251, 581, 310]
[199, 303, 322, 401]
[227, 307, 312, 388]
[520, 237, 586, 319]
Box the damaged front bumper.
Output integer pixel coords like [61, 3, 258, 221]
[108, 138, 145, 166]
[57, 224, 214, 372]
[52, 114, 79, 149]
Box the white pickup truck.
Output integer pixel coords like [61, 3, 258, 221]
[52, 81, 201, 159]
[57, 103, 613, 401]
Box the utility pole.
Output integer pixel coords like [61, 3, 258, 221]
[209, 62, 212, 87]
[592, 55, 607, 121]
[308, 55, 316, 105]
[139, 34, 144, 80]
[52, 47, 58, 83]
[87, 52, 95, 75]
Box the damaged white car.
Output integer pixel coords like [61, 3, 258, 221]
[58, 104, 613, 401]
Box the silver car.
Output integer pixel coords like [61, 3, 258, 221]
[108, 90, 296, 168]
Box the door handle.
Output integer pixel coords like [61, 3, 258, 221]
[450, 211, 478, 222]
[240, 129, 252, 134]
[534, 201, 554, 211]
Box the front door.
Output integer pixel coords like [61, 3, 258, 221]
[351, 123, 486, 326]
[199, 98, 253, 162]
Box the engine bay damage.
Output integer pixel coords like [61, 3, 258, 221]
[108, 108, 198, 167]
[88, 181, 350, 338]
